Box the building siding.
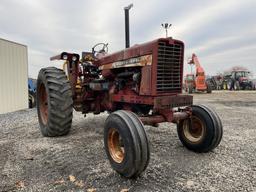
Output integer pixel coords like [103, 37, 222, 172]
[0, 38, 28, 114]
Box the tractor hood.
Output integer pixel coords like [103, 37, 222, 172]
[94, 37, 184, 68]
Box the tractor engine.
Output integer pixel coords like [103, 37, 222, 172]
[94, 38, 187, 113]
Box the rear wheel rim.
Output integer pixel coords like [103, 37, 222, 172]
[183, 116, 205, 143]
[108, 128, 125, 163]
[39, 83, 48, 125]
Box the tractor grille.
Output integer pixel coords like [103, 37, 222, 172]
[157, 41, 183, 93]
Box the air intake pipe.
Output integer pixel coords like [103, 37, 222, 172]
[124, 4, 133, 48]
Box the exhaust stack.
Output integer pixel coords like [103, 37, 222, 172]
[124, 4, 133, 48]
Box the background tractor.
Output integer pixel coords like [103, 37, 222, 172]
[205, 74, 224, 90]
[223, 68, 253, 90]
[184, 54, 212, 93]
[36, 5, 222, 178]
[28, 78, 36, 108]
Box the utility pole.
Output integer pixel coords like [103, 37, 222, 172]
[161, 23, 172, 37]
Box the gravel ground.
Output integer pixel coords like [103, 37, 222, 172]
[0, 91, 255, 192]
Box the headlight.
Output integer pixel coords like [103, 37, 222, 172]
[63, 54, 68, 60]
[72, 55, 77, 61]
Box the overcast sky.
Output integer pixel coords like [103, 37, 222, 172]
[0, 0, 255, 78]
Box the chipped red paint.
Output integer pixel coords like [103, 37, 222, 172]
[50, 37, 190, 124]
[98, 38, 185, 96]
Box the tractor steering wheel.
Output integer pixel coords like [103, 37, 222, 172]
[92, 43, 108, 58]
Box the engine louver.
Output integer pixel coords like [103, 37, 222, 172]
[157, 41, 182, 93]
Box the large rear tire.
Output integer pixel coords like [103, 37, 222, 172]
[104, 110, 150, 178]
[177, 105, 223, 152]
[36, 67, 73, 137]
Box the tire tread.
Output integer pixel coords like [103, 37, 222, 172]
[37, 67, 73, 137]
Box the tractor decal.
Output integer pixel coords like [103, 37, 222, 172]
[99, 54, 152, 70]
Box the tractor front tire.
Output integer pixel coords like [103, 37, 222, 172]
[104, 110, 150, 178]
[234, 81, 240, 90]
[188, 85, 193, 94]
[29, 91, 36, 108]
[36, 67, 73, 137]
[177, 105, 223, 152]
[206, 84, 212, 93]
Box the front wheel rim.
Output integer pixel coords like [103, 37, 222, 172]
[183, 116, 205, 143]
[108, 128, 125, 163]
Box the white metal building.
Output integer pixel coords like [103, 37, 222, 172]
[0, 38, 28, 114]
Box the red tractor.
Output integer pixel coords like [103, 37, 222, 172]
[224, 68, 253, 90]
[36, 6, 222, 178]
[184, 54, 212, 93]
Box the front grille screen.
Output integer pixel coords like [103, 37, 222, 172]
[157, 41, 183, 93]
